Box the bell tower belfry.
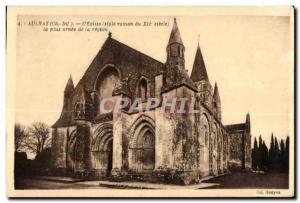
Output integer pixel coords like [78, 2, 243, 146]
[166, 18, 185, 68]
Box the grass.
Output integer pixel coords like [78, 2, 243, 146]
[203, 171, 289, 189]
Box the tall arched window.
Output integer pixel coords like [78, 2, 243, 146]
[94, 66, 120, 114]
[204, 125, 208, 146]
[139, 78, 147, 101]
[200, 114, 210, 147]
[98, 68, 119, 99]
[213, 124, 218, 149]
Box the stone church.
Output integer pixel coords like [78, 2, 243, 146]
[51, 18, 251, 184]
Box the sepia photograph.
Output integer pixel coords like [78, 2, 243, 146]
[6, 6, 294, 198]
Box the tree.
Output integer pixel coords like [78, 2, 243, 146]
[268, 133, 275, 171]
[24, 122, 51, 157]
[284, 136, 290, 172]
[257, 135, 263, 170]
[14, 123, 27, 152]
[261, 141, 269, 171]
[252, 135, 269, 172]
[35, 147, 52, 168]
[279, 139, 285, 172]
[273, 137, 280, 171]
[252, 137, 258, 170]
[252, 134, 290, 173]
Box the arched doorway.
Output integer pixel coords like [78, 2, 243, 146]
[135, 130, 155, 173]
[106, 139, 113, 176]
[128, 116, 156, 174]
[91, 124, 114, 177]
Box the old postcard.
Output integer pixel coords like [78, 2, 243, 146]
[6, 6, 294, 198]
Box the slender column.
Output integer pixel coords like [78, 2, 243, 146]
[111, 95, 124, 176]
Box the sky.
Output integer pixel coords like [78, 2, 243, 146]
[13, 12, 293, 148]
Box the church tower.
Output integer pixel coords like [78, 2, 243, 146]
[191, 42, 213, 106]
[60, 75, 75, 124]
[163, 18, 196, 92]
[166, 18, 185, 68]
[245, 113, 251, 133]
[64, 75, 75, 99]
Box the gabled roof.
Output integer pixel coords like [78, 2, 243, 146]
[80, 35, 165, 93]
[190, 43, 209, 82]
[168, 18, 183, 46]
[102, 36, 164, 67]
[53, 34, 165, 128]
[225, 123, 247, 133]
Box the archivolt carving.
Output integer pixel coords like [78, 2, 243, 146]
[92, 123, 113, 152]
[127, 115, 155, 148]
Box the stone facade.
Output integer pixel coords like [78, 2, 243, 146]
[51, 19, 251, 184]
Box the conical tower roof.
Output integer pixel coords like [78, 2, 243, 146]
[246, 112, 250, 123]
[245, 112, 251, 133]
[168, 18, 183, 46]
[213, 82, 220, 101]
[64, 75, 75, 92]
[191, 43, 209, 82]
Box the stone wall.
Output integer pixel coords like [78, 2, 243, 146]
[228, 133, 243, 169]
[112, 105, 157, 176]
[228, 132, 252, 170]
[51, 127, 67, 170]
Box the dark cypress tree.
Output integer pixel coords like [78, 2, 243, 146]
[284, 136, 290, 172]
[279, 139, 285, 172]
[274, 137, 280, 171]
[269, 133, 275, 171]
[262, 141, 269, 171]
[258, 135, 263, 171]
[252, 137, 258, 170]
